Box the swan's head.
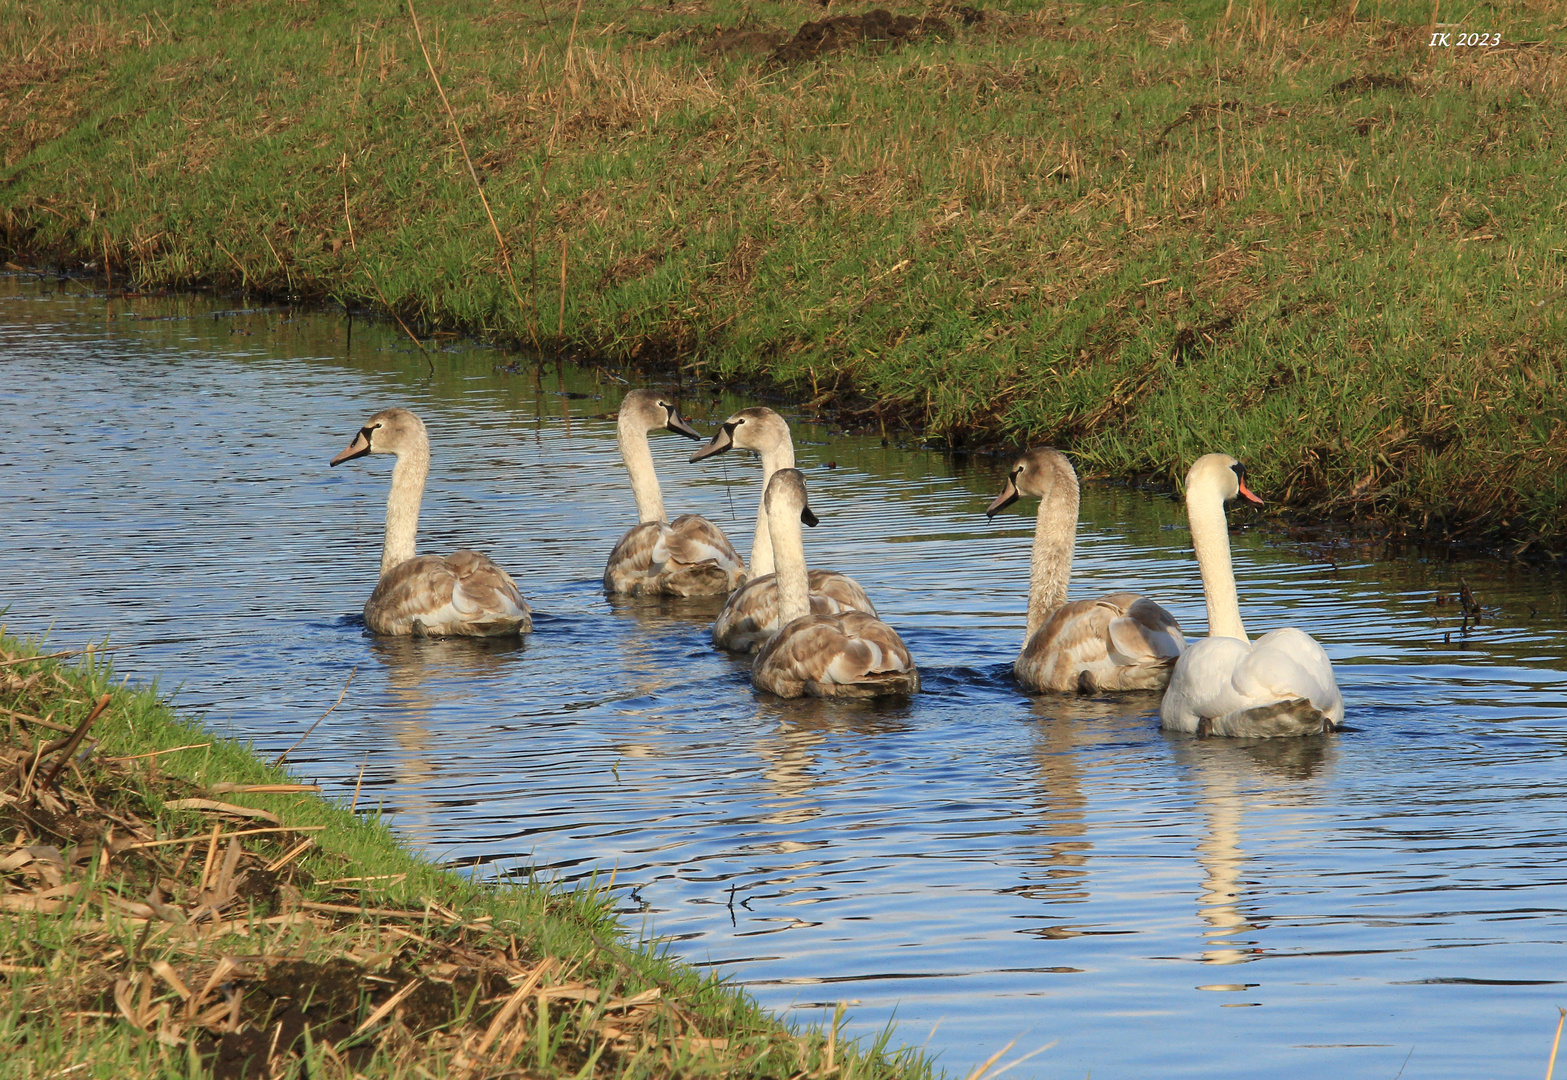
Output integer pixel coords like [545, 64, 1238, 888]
[618, 389, 702, 440]
[330, 408, 427, 466]
[1187, 453, 1264, 506]
[986, 447, 1077, 517]
[763, 468, 820, 528]
[690, 407, 790, 463]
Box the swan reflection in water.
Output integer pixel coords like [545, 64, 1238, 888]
[718, 696, 914, 938]
[751, 695, 912, 825]
[1015, 693, 1159, 939]
[363, 634, 527, 847]
[1168, 733, 1337, 968]
[602, 591, 731, 697]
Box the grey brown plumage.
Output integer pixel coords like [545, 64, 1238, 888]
[987, 447, 1183, 692]
[365, 550, 531, 637]
[713, 569, 877, 654]
[748, 469, 918, 699]
[690, 406, 876, 650]
[604, 514, 746, 597]
[753, 610, 920, 698]
[330, 408, 530, 638]
[1015, 592, 1182, 693]
[604, 390, 744, 596]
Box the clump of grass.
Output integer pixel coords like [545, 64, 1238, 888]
[0, 631, 939, 1079]
[1, 0, 1564, 546]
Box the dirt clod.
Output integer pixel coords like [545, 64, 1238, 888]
[768, 9, 953, 65]
[702, 27, 789, 58]
[1330, 73, 1414, 93]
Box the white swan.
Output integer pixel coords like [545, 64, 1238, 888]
[690, 407, 874, 652]
[986, 447, 1185, 692]
[603, 390, 745, 596]
[330, 408, 530, 637]
[1160, 453, 1343, 737]
[751, 469, 919, 699]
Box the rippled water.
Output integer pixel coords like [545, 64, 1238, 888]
[3, 275, 1566, 1078]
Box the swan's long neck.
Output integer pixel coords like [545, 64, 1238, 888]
[750, 441, 795, 578]
[770, 496, 811, 625]
[618, 415, 666, 524]
[1189, 478, 1248, 641]
[1026, 485, 1076, 639]
[382, 446, 427, 578]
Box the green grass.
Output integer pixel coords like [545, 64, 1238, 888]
[1, 0, 1564, 546]
[0, 630, 942, 1079]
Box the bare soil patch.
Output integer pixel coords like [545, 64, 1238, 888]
[767, 8, 954, 65]
[1330, 73, 1415, 93]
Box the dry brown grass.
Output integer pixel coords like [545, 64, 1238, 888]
[3, 0, 1565, 543]
[0, 638, 932, 1078]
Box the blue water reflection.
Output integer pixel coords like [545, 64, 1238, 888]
[2, 276, 1564, 1078]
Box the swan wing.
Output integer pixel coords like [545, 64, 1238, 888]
[1159, 636, 1253, 732]
[810, 569, 877, 617]
[604, 516, 744, 596]
[366, 552, 531, 637]
[752, 611, 918, 698]
[603, 521, 662, 592]
[1018, 593, 1185, 693]
[713, 570, 876, 653]
[1105, 594, 1186, 663]
[1236, 628, 1344, 724]
[665, 514, 745, 578]
[1160, 629, 1342, 735]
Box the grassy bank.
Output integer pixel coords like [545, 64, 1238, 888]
[0, 630, 938, 1079]
[1, 0, 1565, 546]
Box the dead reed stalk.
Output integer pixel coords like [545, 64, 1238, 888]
[407, 0, 527, 318]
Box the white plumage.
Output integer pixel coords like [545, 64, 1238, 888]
[1159, 454, 1343, 737]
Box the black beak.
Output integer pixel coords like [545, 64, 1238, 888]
[690, 423, 735, 463]
[801, 505, 819, 528]
[664, 405, 702, 441]
[985, 474, 1020, 518]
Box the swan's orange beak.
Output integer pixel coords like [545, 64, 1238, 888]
[1237, 478, 1264, 505]
[330, 430, 372, 466]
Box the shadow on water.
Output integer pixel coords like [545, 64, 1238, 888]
[3, 276, 1567, 1079]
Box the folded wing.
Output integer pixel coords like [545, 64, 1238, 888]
[1018, 591, 1185, 692]
[752, 610, 918, 699]
[366, 550, 532, 637]
[604, 514, 745, 596]
[1160, 629, 1342, 737]
[714, 569, 876, 653]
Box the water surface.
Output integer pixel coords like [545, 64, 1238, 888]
[2, 276, 1565, 1078]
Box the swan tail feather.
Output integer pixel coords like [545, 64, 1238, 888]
[1202, 698, 1330, 738]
